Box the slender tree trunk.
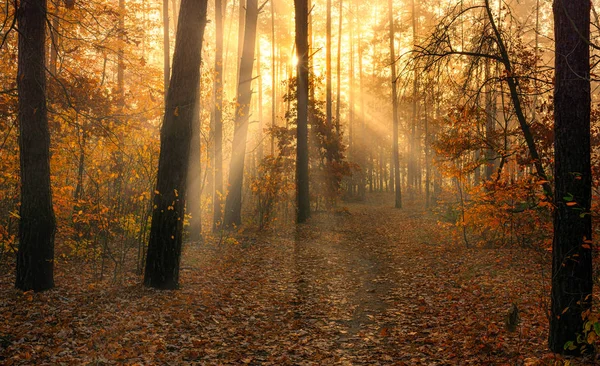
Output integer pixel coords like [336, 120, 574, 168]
[348, 6, 354, 195]
[256, 35, 264, 161]
[213, 0, 224, 231]
[295, 0, 310, 223]
[16, 0, 56, 292]
[270, 0, 276, 155]
[425, 90, 430, 208]
[326, 0, 332, 131]
[335, 0, 342, 137]
[549, 0, 592, 354]
[237, 0, 246, 82]
[163, 0, 170, 101]
[484, 59, 494, 180]
[171, 0, 179, 30]
[409, 0, 419, 192]
[388, 0, 401, 208]
[533, 0, 540, 123]
[144, 0, 208, 289]
[358, 30, 366, 199]
[223, 0, 259, 227]
[379, 146, 384, 192]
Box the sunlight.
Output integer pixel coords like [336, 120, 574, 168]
[3, 0, 586, 362]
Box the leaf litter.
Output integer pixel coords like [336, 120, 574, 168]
[0, 196, 580, 365]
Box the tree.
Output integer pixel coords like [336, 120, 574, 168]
[213, 0, 224, 231]
[416, 0, 553, 198]
[549, 0, 592, 354]
[388, 0, 401, 209]
[163, 0, 171, 102]
[223, 0, 259, 228]
[15, 0, 56, 292]
[144, 0, 208, 289]
[295, 0, 310, 223]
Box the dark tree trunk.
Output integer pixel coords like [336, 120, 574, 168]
[16, 0, 56, 292]
[144, 0, 208, 289]
[295, 0, 310, 223]
[549, 0, 592, 354]
[388, 0, 401, 209]
[223, 0, 259, 227]
[213, 0, 224, 231]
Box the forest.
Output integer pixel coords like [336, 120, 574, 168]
[0, 0, 598, 364]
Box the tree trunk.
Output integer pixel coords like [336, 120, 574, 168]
[163, 0, 171, 101]
[335, 0, 342, 137]
[16, 0, 56, 292]
[358, 29, 366, 200]
[256, 35, 264, 161]
[144, 0, 208, 289]
[388, 0, 401, 209]
[326, 0, 332, 131]
[223, 0, 259, 227]
[237, 0, 246, 82]
[270, 0, 276, 155]
[295, 0, 310, 223]
[549, 0, 592, 354]
[213, 0, 224, 231]
[348, 7, 354, 196]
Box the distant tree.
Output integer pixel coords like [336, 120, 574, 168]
[162, 0, 171, 102]
[295, 0, 310, 223]
[15, 0, 56, 292]
[388, 0, 401, 209]
[549, 0, 592, 354]
[213, 0, 224, 231]
[223, 0, 259, 228]
[144, 0, 208, 289]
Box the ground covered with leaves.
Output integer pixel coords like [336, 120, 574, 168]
[0, 194, 587, 364]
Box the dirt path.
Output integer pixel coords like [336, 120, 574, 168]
[0, 195, 554, 365]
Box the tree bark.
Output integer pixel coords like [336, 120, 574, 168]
[549, 0, 592, 354]
[388, 0, 401, 208]
[213, 0, 224, 231]
[295, 0, 310, 223]
[163, 0, 171, 102]
[335, 0, 342, 137]
[256, 34, 264, 161]
[16, 0, 56, 292]
[326, 0, 332, 131]
[270, 0, 276, 155]
[358, 30, 366, 199]
[144, 0, 208, 289]
[223, 0, 259, 227]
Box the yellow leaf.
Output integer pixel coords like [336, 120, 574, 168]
[174, 106, 179, 116]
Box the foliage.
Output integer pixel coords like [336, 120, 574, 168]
[281, 74, 355, 209]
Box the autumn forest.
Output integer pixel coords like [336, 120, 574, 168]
[0, 0, 599, 364]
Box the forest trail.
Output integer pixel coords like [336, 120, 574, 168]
[1, 194, 554, 365]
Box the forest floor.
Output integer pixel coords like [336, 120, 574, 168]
[0, 193, 591, 365]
